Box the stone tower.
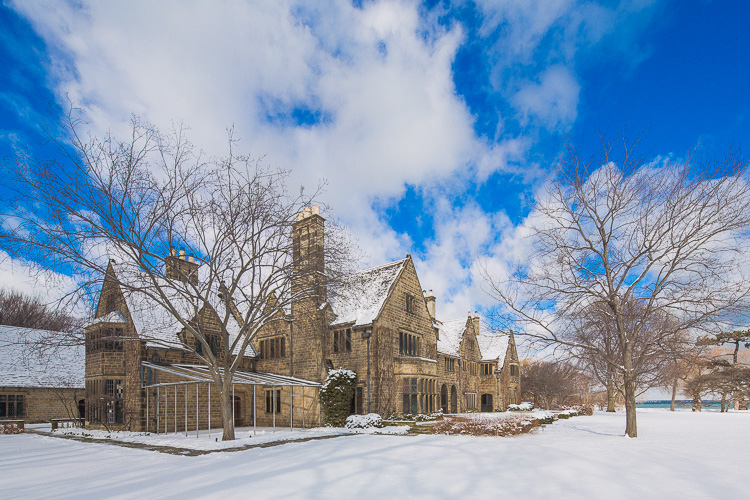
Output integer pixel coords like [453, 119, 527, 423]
[292, 205, 326, 306]
[290, 205, 329, 382]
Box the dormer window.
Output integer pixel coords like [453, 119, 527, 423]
[196, 334, 218, 356]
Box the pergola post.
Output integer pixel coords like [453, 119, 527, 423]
[146, 388, 149, 433]
[184, 384, 187, 437]
[208, 382, 211, 438]
[174, 385, 177, 434]
[290, 386, 294, 431]
[195, 383, 199, 438]
[232, 385, 235, 429]
[156, 386, 160, 435]
[302, 388, 305, 430]
[253, 385, 256, 436]
[273, 385, 276, 429]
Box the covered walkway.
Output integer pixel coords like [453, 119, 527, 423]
[141, 362, 320, 438]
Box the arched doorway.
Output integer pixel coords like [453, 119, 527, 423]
[440, 384, 448, 413]
[481, 394, 493, 412]
[78, 399, 86, 420]
[450, 385, 457, 413]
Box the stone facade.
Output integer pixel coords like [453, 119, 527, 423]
[84, 206, 519, 432]
[0, 386, 83, 423]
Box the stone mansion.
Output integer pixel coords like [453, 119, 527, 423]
[84, 206, 520, 431]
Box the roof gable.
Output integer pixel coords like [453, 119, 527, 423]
[478, 330, 511, 365]
[436, 318, 468, 357]
[328, 258, 407, 328]
[98, 262, 254, 356]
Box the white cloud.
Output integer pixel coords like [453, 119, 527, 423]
[513, 65, 580, 130]
[0, 250, 78, 305]
[5, 0, 660, 319]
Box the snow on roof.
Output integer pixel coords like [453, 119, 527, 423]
[108, 263, 254, 357]
[88, 310, 127, 325]
[437, 318, 468, 357]
[0, 325, 84, 388]
[328, 258, 407, 328]
[478, 331, 510, 365]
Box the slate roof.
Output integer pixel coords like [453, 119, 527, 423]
[328, 258, 407, 328]
[477, 332, 510, 364]
[0, 325, 85, 388]
[436, 318, 468, 357]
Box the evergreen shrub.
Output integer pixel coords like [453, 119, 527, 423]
[319, 368, 358, 427]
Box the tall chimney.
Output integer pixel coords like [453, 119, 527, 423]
[424, 290, 436, 319]
[166, 249, 199, 285]
[292, 205, 326, 304]
[473, 311, 480, 334]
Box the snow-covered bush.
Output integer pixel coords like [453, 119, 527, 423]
[1, 422, 24, 434]
[563, 405, 593, 416]
[387, 412, 443, 422]
[319, 368, 358, 427]
[345, 413, 383, 429]
[507, 402, 534, 411]
[433, 414, 540, 437]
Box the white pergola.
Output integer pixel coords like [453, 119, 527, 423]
[141, 361, 320, 438]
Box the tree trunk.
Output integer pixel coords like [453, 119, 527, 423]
[692, 387, 702, 412]
[670, 379, 677, 412]
[606, 371, 616, 412]
[623, 376, 638, 437]
[607, 385, 616, 412]
[220, 384, 235, 441]
[622, 343, 637, 437]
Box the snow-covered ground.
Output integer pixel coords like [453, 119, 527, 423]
[42, 423, 407, 451]
[2, 409, 749, 499]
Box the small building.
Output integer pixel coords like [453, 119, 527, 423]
[0, 325, 85, 422]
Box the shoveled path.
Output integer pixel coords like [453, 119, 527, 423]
[26, 427, 352, 456]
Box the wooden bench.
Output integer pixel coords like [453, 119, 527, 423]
[50, 418, 84, 430]
[0, 419, 25, 434]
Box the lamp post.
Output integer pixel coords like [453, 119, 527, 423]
[361, 330, 372, 413]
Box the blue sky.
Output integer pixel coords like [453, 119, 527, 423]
[1, 0, 749, 320]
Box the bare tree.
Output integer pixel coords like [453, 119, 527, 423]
[696, 330, 750, 410]
[521, 359, 586, 409]
[485, 138, 750, 437]
[1, 110, 352, 440]
[571, 299, 694, 412]
[0, 288, 81, 333]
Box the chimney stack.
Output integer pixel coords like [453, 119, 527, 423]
[473, 311, 480, 334]
[292, 205, 326, 304]
[424, 290, 436, 319]
[166, 247, 199, 285]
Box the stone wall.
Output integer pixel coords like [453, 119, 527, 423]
[0, 386, 83, 423]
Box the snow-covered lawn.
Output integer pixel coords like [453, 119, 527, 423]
[2, 409, 749, 499]
[42, 423, 407, 451]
